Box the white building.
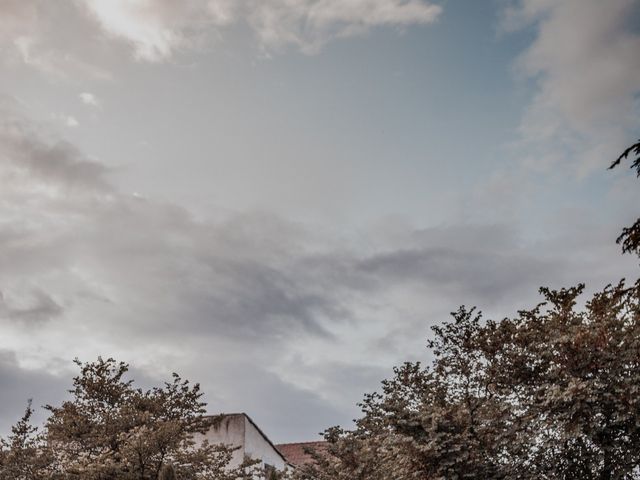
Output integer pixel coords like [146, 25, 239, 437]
[195, 413, 289, 473]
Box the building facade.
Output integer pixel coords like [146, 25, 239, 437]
[194, 413, 289, 472]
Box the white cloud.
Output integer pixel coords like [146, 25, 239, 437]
[506, 0, 640, 174]
[65, 116, 79, 128]
[79, 92, 100, 108]
[79, 0, 442, 60]
[0, 0, 441, 74]
[52, 113, 80, 128]
[79, 0, 192, 62]
[206, 0, 237, 26]
[244, 0, 442, 53]
[14, 36, 112, 80]
[0, 2, 112, 80]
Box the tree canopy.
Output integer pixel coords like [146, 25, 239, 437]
[0, 358, 266, 480]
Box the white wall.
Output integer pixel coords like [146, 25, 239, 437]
[243, 415, 287, 471]
[193, 414, 246, 467]
[193, 413, 287, 472]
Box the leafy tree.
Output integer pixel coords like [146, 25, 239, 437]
[300, 284, 640, 480]
[0, 401, 52, 480]
[610, 139, 640, 256]
[1, 358, 268, 480]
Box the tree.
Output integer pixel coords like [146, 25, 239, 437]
[0, 401, 52, 480]
[158, 464, 176, 480]
[609, 139, 640, 256]
[493, 282, 640, 479]
[300, 282, 640, 480]
[1, 358, 267, 480]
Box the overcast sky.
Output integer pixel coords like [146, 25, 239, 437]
[0, 0, 639, 443]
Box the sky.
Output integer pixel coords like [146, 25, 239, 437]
[0, 0, 639, 443]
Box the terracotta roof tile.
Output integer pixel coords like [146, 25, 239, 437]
[276, 441, 329, 467]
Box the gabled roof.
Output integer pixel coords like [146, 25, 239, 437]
[276, 441, 329, 467]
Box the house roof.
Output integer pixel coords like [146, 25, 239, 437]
[275, 441, 329, 467]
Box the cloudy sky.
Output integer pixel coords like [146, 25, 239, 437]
[0, 0, 639, 442]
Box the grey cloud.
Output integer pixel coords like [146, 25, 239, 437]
[295, 224, 560, 311]
[511, 0, 640, 127]
[194, 361, 356, 443]
[179, 260, 337, 339]
[352, 225, 551, 304]
[5, 138, 108, 189]
[359, 247, 555, 302]
[0, 289, 63, 324]
[0, 97, 111, 191]
[1, 102, 638, 441]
